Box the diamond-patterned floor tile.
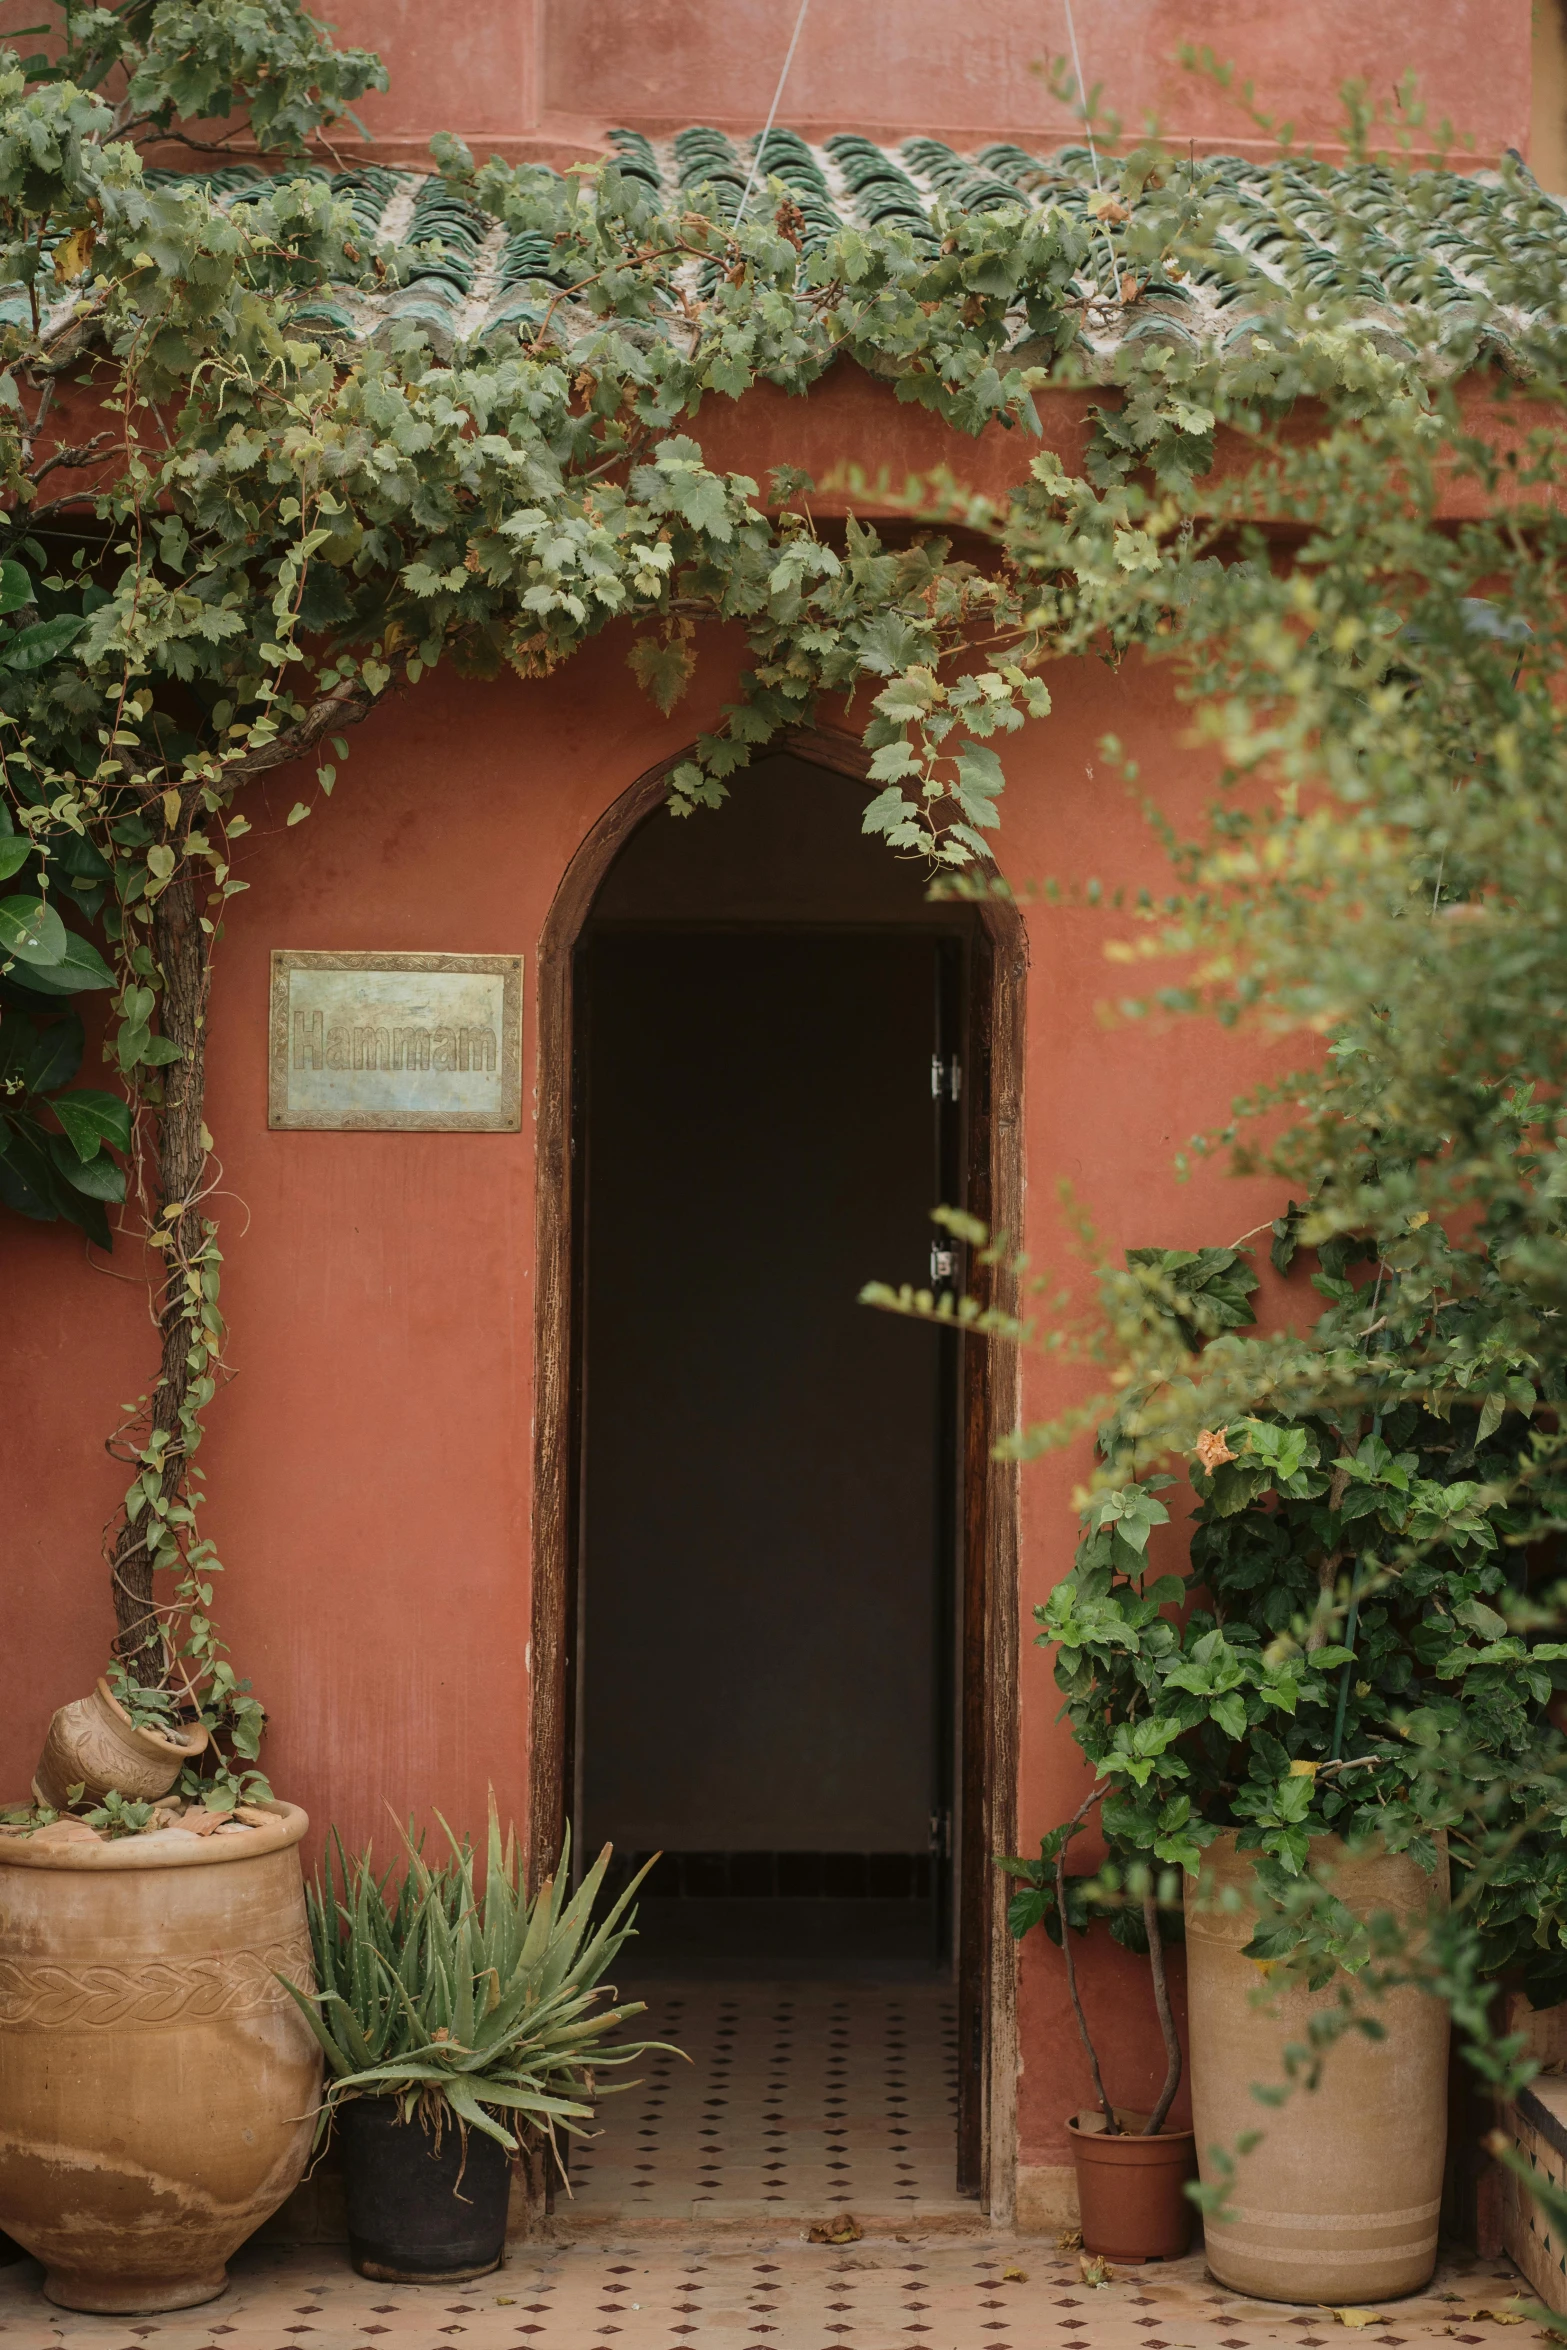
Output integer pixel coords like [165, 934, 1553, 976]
[0, 2243, 1535, 2350]
[562, 1983, 964, 2226]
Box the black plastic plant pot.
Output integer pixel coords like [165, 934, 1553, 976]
[337, 2098, 513, 2284]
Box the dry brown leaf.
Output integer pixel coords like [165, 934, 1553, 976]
[1196, 1427, 1238, 1469]
[1056, 2227, 1083, 2253]
[1080, 2254, 1115, 2287]
[1467, 2312, 1527, 2326]
[1002, 2266, 1028, 2283]
[52, 225, 96, 284]
[807, 2217, 862, 2245]
[1329, 2311, 1383, 2329]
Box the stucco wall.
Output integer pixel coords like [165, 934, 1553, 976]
[0, 374, 1298, 2193]
[0, 0, 1545, 2224]
[299, 0, 1532, 170]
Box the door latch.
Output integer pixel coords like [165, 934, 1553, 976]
[930, 1240, 958, 1287]
[930, 1053, 962, 1102]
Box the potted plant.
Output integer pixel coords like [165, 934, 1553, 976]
[32, 1671, 209, 1809]
[285, 1805, 668, 2284]
[0, 1545, 315, 2317]
[0, 1793, 319, 2314]
[1004, 1813, 1195, 2260]
[1032, 1235, 1567, 2302]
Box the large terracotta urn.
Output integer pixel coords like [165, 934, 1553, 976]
[0, 1800, 321, 2313]
[1185, 1833, 1449, 2304]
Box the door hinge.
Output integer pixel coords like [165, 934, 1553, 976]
[931, 1053, 962, 1102]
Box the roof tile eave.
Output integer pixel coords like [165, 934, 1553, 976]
[108, 127, 1566, 372]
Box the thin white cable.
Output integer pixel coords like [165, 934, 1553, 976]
[1061, 0, 1125, 305]
[734, 0, 812, 225]
[1060, 0, 1103, 190]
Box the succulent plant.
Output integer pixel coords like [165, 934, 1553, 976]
[282, 1803, 667, 2157]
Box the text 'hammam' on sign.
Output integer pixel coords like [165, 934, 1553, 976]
[288, 1008, 499, 1075]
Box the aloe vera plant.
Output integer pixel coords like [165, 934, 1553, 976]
[282, 1804, 665, 2159]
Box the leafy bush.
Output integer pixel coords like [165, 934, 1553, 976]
[1033, 1239, 1567, 1999]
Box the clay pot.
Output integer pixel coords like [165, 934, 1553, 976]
[33, 1676, 208, 1810]
[1069, 2110, 1196, 2260]
[0, 1799, 321, 2313]
[1185, 1832, 1449, 2303]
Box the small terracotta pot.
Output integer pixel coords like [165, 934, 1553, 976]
[33, 1677, 207, 1811]
[1069, 2111, 1197, 2261]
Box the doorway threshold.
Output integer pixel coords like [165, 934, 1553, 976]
[561, 1982, 975, 2232]
[551, 2199, 989, 2237]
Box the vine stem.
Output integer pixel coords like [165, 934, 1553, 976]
[1056, 1781, 1119, 2133]
[1143, 1894, 1182, 2136]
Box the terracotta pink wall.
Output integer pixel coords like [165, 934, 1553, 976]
[0, 0, 1538, 2218]
[539, 0, 1528, 160]
[289, 0, 1531, 169]
[0, 409, 1289, 2192]
[4, 335, 1536, 2189]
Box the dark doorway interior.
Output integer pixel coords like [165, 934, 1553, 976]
[570, 760, 969, 1990]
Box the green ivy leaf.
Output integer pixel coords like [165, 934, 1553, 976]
[21, 1011, 83, 1095]
[53, 1087, 131, 1160]
[0, 1119, 56, 1221]
[627, 632, 696, 715]
[0, 894, 66, 966]
[0, 613, 85, 673]
[1211, 1691, 1249, 1742]
[12, 929, 115, 993]
[47, 1130, 124, 1203]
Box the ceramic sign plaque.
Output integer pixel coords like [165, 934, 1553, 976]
[268, 950, 523, 1131]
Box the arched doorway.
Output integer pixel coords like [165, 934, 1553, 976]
[530, 739, 1024, 2220]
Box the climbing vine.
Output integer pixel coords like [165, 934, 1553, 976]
[868, 305, 1567, 2086]
[0, 3, 1561, 1824]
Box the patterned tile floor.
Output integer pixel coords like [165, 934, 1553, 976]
[561, 1984, 967, 2226]
[0, 1985, 1542, 2348]
[0, 2239, 1540, 2350]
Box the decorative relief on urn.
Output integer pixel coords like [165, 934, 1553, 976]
[32, 1678, 207, 1810]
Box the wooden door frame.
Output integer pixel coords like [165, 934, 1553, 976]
[527, 726, 1026, 2220]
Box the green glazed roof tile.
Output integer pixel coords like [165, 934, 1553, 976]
[128, 129, 1567, 367]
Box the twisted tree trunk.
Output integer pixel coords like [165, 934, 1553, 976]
[106, 680, 381, 1681]
[109, 864, 212, 1683]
